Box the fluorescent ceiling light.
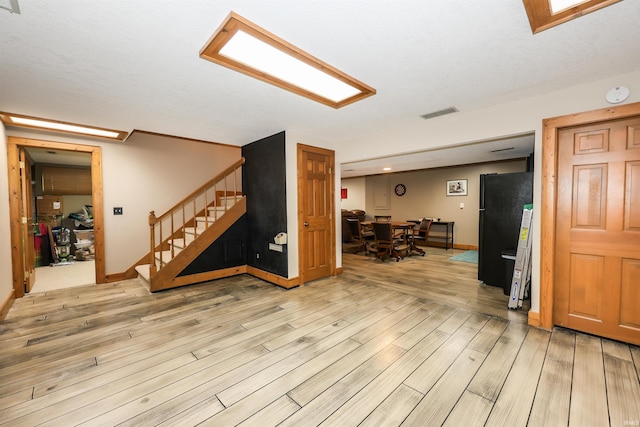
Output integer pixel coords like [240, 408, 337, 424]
[548, 0, 589, 14]
[383, 167, 392, 171]
[0, 112, 128, 141]
[200, 12, 375, 108]
[522, 0, 621, 33]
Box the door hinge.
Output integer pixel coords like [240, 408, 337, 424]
[22, 216, 28, 224]
[24, 271, 30, 278]
[19, 161, 25, 169]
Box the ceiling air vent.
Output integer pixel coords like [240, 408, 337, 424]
[420, 107, 458, 120]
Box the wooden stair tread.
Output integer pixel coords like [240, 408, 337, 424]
[155, 249, 181, 264]
[196, 216, 217, 223]
[183, 226, 207, 236]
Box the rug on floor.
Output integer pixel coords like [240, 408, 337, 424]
[449, 250, 478, 263]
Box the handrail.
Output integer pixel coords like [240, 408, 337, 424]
[148, 157, 245, 275]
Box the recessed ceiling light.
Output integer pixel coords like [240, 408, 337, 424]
[200, 12, 376, 108]
[0, 112, 128, 141]
[383, 167, 392, 171]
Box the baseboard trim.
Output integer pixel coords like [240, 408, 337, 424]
[104, 272, 136, 283]
[455, 244, 478, 251]
[246, 266, 299, 289]
[336, 266, 344, 275]
[102, 264, 299, 292]
[151, 266, 248, 292]
[0, 289, 16, 324]
[528, 310, 543, 328]
[423, 243, 478, 251]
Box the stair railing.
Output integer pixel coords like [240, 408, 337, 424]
[148, 157, 245, 277]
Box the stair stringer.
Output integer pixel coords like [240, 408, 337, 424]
[149, 197, 246, 292]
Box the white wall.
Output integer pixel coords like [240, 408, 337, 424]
[3, 130, 241, 275]
[0, 124, 13, 305]
[340, 69, 640, 316]
[340, 177, 366, 212]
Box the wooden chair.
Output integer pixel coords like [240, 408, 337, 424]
[372, 222, 407, 261]
[345, 218, 367, 254]
[410, 218, 433, 248]
[374, 215, 392, 222]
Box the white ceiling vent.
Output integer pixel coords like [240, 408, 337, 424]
[420, 107, 458, 120]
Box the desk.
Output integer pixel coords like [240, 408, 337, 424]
[428, 221, 455, 250]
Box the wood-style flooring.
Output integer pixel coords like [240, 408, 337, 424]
[1, 248, 638, 426]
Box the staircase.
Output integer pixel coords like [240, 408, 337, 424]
[134, 158, 246, 292]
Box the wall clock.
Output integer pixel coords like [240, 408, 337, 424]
[394, 183, 406, 196]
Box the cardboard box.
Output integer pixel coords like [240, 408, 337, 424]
[73, 229, 93, 241]
[36, 195, 63, 216]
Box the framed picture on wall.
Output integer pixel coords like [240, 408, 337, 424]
[446, 179, 467, 196]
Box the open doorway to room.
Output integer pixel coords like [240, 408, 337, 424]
[26, 147, 95, 292]
[7, 137, 105, 296]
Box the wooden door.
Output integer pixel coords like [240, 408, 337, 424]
[19, 148, 36, 293]
[554, 116, 640, 345]
[298, 144, 335, 284]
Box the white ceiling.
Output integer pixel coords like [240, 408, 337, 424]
[1, 1, 639, 177]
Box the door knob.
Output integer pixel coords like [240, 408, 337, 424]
[304, 222, 309, 226]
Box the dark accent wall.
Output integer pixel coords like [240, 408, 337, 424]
[179, 215, 247, 276]
[242, 131, 288, 277]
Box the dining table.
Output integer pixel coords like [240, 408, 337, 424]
[362, 220, 425, 257]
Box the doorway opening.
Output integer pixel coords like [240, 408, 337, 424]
[7, 137, 105, 298]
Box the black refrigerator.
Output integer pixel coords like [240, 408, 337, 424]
[478, 172, 533, 294]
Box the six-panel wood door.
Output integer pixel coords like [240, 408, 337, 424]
[298, 144, 335, 284]
[554, 116, 640, 345]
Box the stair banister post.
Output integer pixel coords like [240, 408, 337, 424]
[234, 165, 238, 205]
[148, 211, 157, 276]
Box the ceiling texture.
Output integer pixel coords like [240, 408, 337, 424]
[1, 1, 639, 177]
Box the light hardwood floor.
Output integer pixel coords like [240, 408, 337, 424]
[0, 248, 638, 426]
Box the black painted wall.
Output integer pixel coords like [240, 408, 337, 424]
[179, 215, 247, 276]
[242, 131, 288, 277]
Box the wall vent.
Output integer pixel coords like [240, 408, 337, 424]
[420, 107, 458, 120]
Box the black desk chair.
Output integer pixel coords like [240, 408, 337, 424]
[410, 218, 433, 248]
[372, 222, 407, 262]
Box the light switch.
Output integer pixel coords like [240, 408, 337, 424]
[459, 202, 464, 209]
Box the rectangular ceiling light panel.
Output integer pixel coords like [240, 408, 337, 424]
[548, 0, 589, 14]
[522, 0, 621, 33]
[200, 12, 375, 108]
[0, 112, 128, 141]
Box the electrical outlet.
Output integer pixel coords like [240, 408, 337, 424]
[113, 207, 123, 215]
